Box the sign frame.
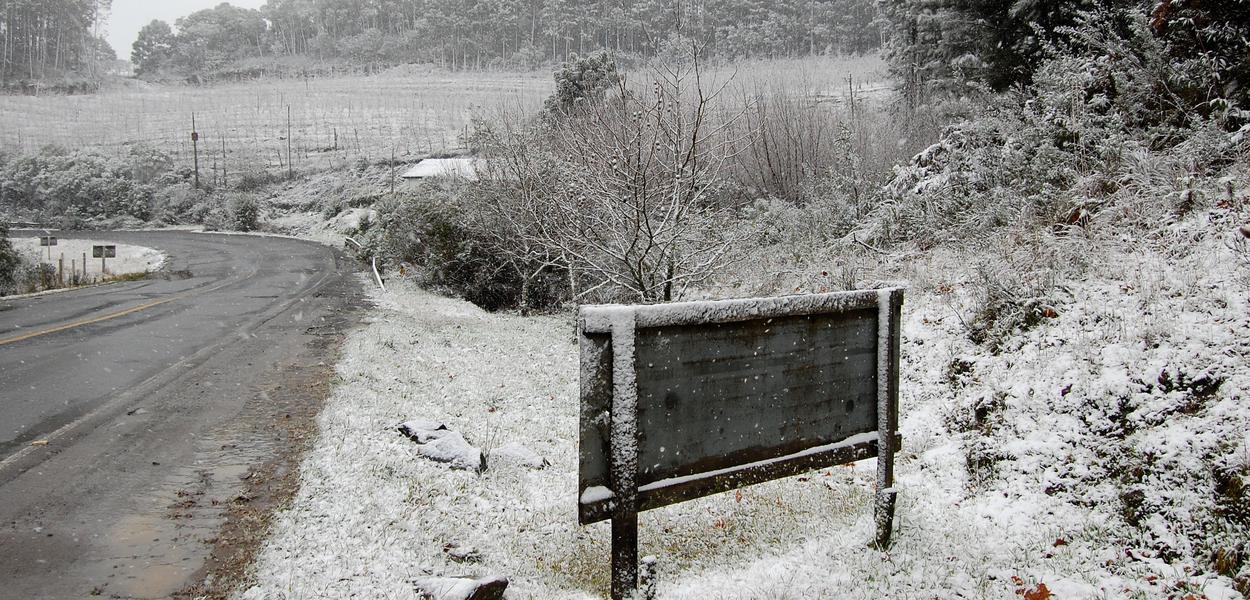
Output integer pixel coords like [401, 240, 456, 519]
[38, 236, 57, 247]
[578, 288, 903, 599]
[92, 245, 116, 259]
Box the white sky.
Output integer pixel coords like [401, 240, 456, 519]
[104, 0, 267, 61]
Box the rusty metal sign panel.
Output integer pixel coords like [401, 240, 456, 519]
[578, 288, 904, 599]
[39, 236, 56, 247]
[92, 245, 116, 258]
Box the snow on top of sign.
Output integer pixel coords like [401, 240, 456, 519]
[636, 432, 879, 494]
[580, 288, 901, 332]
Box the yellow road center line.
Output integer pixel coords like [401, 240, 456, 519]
[0, 297, 180, 346]
[0, 279, 237, 347]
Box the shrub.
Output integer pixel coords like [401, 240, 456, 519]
[860, 10, 1249, 249]
[0, 147, 163, 223]
[228, 195, 261, 231]
[234, 168, 279, 192]
[0, 223, 21, 296]
[152, 183, 211, 225]
[369, 186, 565, 312]
[126, 144, 175, 184]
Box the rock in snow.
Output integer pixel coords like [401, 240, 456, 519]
[488, 442, 549, 470]
[413, 575, 507, 600]
[398, 418, 450, 442]
[443, 542, 481, 563]
[398, 420, 486, 473]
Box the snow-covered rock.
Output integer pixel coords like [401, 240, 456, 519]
[488, 442, 549, 470]
[399, 419, 485, 473]
[399, 419, 451, 442]
[412, 575, 507, 600]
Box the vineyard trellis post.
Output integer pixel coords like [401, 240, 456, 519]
[191, 113, 200, 189]
[287, 105, 293, 179]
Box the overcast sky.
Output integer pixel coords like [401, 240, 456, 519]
[105, 0, 267, 61]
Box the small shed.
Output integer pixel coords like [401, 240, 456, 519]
[401, 158, 479, 182]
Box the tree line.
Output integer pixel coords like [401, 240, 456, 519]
[0, 0, 115, 90]
[131, 0, 881, 78]
[880, 0, 1250, 111]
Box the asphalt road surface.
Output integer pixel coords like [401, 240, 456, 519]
[0, 230, 362, 599]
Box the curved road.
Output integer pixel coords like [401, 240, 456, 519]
[0, 230, 362, 599]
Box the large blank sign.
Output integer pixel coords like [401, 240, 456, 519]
[578, 288, 903, 600]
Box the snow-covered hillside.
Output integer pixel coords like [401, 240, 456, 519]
[237, 213, 1247, 598]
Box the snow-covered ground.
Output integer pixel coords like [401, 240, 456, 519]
[9, 236, 165, 278]
[238, 218, 1247, 598]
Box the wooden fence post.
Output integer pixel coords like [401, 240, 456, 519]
[873, 289, 903, 549]
[609, 314, 640, 600]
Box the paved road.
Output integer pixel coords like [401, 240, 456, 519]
[0, 230, 362, 599]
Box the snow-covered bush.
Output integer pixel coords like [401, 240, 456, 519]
[366, 185, 566, 312]
[0, 145, 202, 226]
[228, 195, 261, 231]
[0, 222, 20, 296]
[865, 10, 1249, 250]
[150, 182, 213, 225]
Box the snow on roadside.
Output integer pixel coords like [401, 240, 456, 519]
[240, 236, 1246, 598]
[9, 237, 165, 276]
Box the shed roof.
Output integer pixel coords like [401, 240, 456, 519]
[400, 158, 479, 181]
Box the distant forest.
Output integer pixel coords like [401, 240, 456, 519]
[128, 0, 881, 79]
[0, 0, 116, 91]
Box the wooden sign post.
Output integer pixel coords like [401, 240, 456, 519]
[578, 289, 904, 599]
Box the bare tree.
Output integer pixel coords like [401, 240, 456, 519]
[465, 115, 570, 313]
[533, 46, 749, 302]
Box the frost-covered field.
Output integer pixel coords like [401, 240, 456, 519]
[239, 218, 1246, 599]
[10, 237, 165, 277]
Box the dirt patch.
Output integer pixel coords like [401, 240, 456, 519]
[173, 287, 363, 599]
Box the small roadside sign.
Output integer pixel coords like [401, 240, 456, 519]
[92, 245, 116, 258]
[39, 236, 57, 247]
